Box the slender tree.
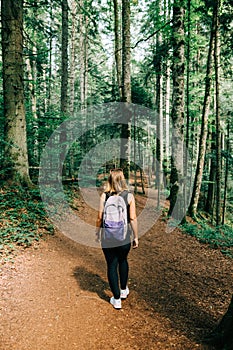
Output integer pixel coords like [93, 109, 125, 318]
[47, 0, 53, 110]
[61, 0, 69, 114]
[113, 0, 122, 99]
[164, 0, 172, 186]
[120, 0, 131, 180]
[60, 0, 69, 178]
[154, 0, 164, 207]
[205, 124, 217, 216]
[1, 0, 31, 184]
[213, 0, 221, 226]
[188, 3, 216, 218]
[79, 0, 89, 110]
[168, 0, 185, 218]
[184, 0, 191, 210]
[70, 0, 78, 115]
[222, 122, 230, 225]
[121, 0, 131, 104]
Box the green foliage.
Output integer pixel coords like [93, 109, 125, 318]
[0, 185, 54, 254]
[131, 77, 153, 108]
[182, 221, 233, 257]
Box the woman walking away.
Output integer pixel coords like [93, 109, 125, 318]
[95, 168, 138, 310]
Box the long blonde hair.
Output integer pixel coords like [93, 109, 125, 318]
[105, 169, 128, 193]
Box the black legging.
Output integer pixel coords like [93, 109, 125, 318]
[102, 243, 131, 299]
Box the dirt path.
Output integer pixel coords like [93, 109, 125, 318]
[1, 195, 233, 350]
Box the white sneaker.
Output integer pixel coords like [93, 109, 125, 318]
[120, 287, 129, 299]
[110, 297, 122, 309]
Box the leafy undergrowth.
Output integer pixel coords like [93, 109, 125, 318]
[0, 185, 54, 261]
[181, 221, 233, 258]
[63, 183, 80, 210]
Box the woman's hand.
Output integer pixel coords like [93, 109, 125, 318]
[95, 231, 101, 243]
[133, 237, 139, 249]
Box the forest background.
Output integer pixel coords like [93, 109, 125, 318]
[0, 0, 232, 251]
[0, 0, 233, 347]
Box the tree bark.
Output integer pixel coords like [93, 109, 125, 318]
[113, 0, 122, 99]
[60, 0, 69, 178]
[168, 0, 185, 218]
[222, 122, 230, 225]
[213, 0, 221, 226]
[26, 48, 39, 165]
[155, 0, 164, 208]
[205, 125, 216, 216]
[121, 0, 131, 104]
[120, 0, 131, 181]
[184, 0, 191, 208]
[79, 0, 88, 110]
[164, 0, 171, 186]
[70, 0, 77, 115]
[47, 0, 53, 111]
[61, 0, 69, 114]
[1, 0, 31, 184]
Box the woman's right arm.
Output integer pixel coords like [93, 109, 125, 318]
[129, 195, 139, 248]
[95, 193, 105, 241]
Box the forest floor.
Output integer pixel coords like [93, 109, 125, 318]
[1, 189, 233, 350]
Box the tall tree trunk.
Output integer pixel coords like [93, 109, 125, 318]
[47, 0, 53, 111]
[1, 0, 31, 184]
[84, 15, 89, 105]
[214, 0, 221, 226]
[168, 0, 185, 218]
[155, 0, 164, 207]
[61, 0, 69, 114]
[120, 0, 131, 180]
[164, 0, 171, 187]
[121, 0, 131, 103]
[68, 0, 77, 179]
[79, 0, 88, 110]
[165, 61, 170, 162]
[70, 0, 77, 115]
[184, 0, 191, 207]
[113, 0, 122, 99]
[222, 122, 230, 225]
[133, 111, 137, 194]
[190, 22, 200, 191]
[205, 124, 216, 216]
[188, 4, 216, 217]
[60, 0, 69, 178]
[79, 0, 85, 109]
[26, 48, 39, 165]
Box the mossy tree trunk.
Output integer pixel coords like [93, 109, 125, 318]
[1, 0, 31, 185]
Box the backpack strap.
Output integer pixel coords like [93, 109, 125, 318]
[104, 191, 111, 204]
[119, 190, 130, 223]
